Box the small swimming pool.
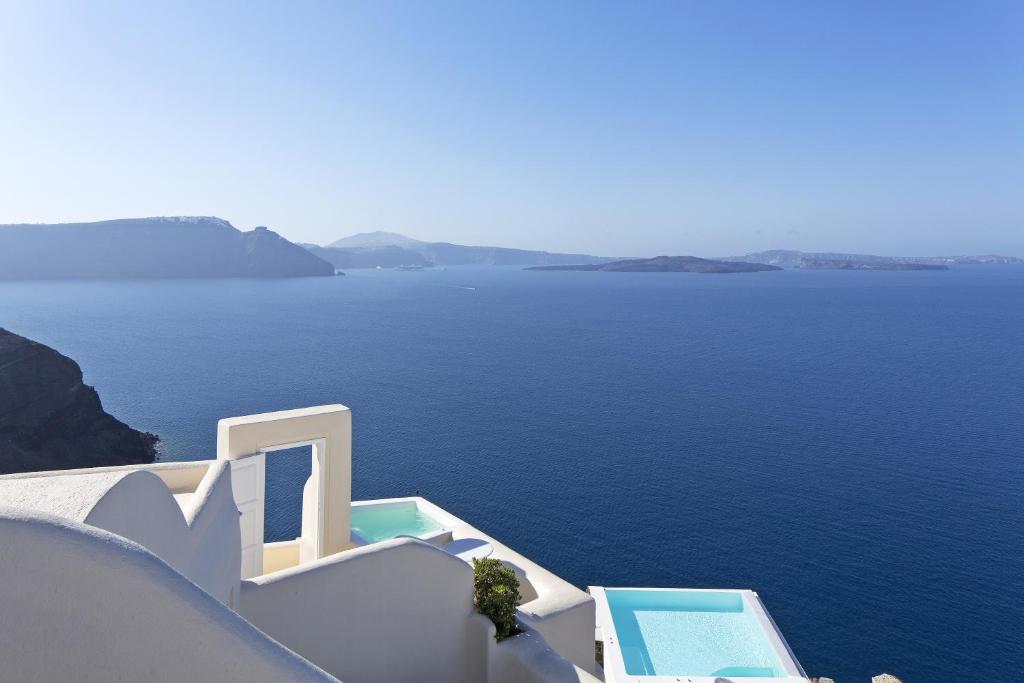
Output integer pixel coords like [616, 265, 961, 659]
[591, 587, 807, 682]
[350, 499, 447, 544]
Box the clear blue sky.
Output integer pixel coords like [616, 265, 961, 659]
[1, 1, 1021, 256]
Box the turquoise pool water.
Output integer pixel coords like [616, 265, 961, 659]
[606, 589, 786, 677]
[350, 502, 444, 543]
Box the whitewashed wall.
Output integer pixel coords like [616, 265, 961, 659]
[240, 537, 487, 683]
[0, 509, 335, 682]
[486, 623, 604, 683]
[0, 461, 241, 605]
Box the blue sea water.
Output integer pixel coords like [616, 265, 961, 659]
[1, 266, 1022, 682]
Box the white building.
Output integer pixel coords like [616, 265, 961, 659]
[0, 404, 808, 683]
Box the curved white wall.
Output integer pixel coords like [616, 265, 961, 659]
[240, 537, 487, 683]
[0, 461, 241, 605]
[83, 463, 241, 604]
[0, 509, 335, 683]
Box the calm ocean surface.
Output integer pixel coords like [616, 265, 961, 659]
[2, 266, 1021, 681]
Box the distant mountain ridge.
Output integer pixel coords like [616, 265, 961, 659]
[307, 231, 614, 268]
[528, 256, 781, 273]
[724, 249, 1023, 269]
[328, 231, 426, 249]
[0, 217, 335, 280]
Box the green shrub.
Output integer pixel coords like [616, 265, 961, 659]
[472, 557, 521, 641]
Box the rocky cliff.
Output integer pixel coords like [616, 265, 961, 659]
[0, 217, 335, 280]
[0, 329, 157, 474]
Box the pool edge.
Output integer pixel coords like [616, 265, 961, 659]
[589, 586, 809, 683]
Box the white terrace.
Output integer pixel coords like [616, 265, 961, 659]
[0, 404, 808, 683]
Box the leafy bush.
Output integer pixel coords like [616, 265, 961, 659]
[472, 557, 521, 641]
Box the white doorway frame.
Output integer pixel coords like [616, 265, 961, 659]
[217, 405, 352, 579]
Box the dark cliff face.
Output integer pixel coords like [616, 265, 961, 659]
[0, 217, 335, 280]
[240, 226, 337, 276]
[0, 329, 157, 474]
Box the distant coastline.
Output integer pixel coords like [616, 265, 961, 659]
[0, 220, 1019, 280]
[723, 249, 1022, 269]
[796, 258, 948, 271]
[304, 230, 614, 269]
[309, 233, 1020, 272]
[527, 255, 780, 274]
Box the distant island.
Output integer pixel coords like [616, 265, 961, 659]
[527, 255, 781, 274]
[0, 217, 335, 280]
[0, 328, 157, 474]
[723, 249, 1022, 269]
[797, 258, 947, 271]
[304, 231, 614, 269]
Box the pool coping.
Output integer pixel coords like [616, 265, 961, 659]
[589, 586, 809, 683]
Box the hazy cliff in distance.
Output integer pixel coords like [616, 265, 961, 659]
[305, 230, 615, 268]
[0, 329, 157, 474]
[0, 217, 335, 280]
